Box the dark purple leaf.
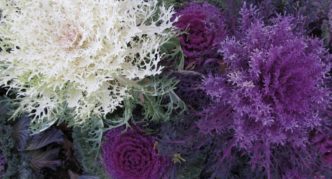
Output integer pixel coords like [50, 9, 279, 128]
[25, 128, 64, 151]
[29, 148, 61, 171]
[12, 116, 30, 151]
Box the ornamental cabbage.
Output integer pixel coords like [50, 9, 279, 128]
[175, 2, 226, 59]
[201, 4, 331, 177]
[0, 0, 175, 132]
[102, 126, 169, 179]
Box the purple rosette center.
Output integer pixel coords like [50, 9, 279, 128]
[102, 127, 168, 179]
[175, 2, 226, 59]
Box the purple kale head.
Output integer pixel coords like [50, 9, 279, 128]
[175, 2, 226, 59]
[221, 9, 329, 149]
[101, 126, 169, 179]
[200, 4, 331, 177]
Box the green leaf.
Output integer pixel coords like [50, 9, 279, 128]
[72, 118, 107, 178]
[136, 76, 187, 122]
[160, 37, 185, 71]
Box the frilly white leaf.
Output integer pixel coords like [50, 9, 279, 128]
[0, 0, 176, 132]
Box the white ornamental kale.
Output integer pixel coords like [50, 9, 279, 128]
[0, 0, 175, 132]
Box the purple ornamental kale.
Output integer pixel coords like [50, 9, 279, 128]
[101, 126, 169, 179]
[175, 2, 226, 59]
[200, 4, 331, 178]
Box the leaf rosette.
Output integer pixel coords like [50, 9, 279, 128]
[0, 0, 176, 132]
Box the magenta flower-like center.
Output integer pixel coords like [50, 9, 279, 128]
[102, 127, 167, 179]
